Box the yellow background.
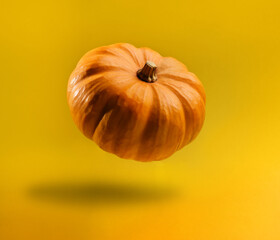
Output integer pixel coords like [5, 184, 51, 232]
[1, 0, 280, 239]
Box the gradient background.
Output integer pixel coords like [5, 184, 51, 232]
[1, 0, 280, 239]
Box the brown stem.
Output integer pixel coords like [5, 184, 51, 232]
[137, 61, 157, 83]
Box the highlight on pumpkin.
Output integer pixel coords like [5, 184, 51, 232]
[67, 43, 206, 162]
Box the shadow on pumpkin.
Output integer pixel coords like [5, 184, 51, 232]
[28, 181, 178, 205]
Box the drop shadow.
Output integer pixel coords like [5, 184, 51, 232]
[28, 181, 178, 205]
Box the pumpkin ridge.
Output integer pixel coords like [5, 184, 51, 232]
[89, 106, 113, 139]
[94, 46, 138, 70]
[71, 63, 131, 88]
[118, 44, 141, 68]
[155, 83, 187, 150]
[77, 53, 134, 73]
[140, 47, 162, 64]
[68, 74, 104, 102]
[159, 82, 196, 148]
[69, 77, 104, 130]
[91, 49, 120, 57]
[76, 67, 111, 83]
[94, 81, 142, 157]
[82, 84, 119, 138]
[81, 61, 130, 73]
[79, 44, 127, 61]
[158, 72, 205, 103]
[137, 84, 161, 160]
[80, 65, 126, 80]
[112, 82, 151, 156]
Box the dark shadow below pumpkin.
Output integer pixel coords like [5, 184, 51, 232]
[28, 181, 178, 205]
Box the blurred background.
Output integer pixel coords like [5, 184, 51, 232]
[1, 0, 280, 239]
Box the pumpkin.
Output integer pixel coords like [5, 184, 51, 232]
[67, 43, 206, 162]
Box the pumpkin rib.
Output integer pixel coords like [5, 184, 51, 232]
[73, 60, 129, 82]
[136, 84, 162, 160]
[69, 77, 106, 136]
[121, 83, 155, 160]
[140, 47, 162, 65]
[70, 66, 120, 87]
[154, 83, 187, 154]
[168, 82, 204, 144]
[81, 64, 128, 79]
[91, 48, 121, 57]
[77, 44, 125, 64]
[133, 84, 156, 160]
[76, 52, 116, 68]
[92, 109, 114, 144]
[136, 83, 183, 161]
[93, 45, 139, 70]
[91, 88, 139, 159]
[158, 72, 205, 103]
[104, 81, 143, 155]
[81, 60, 132, 73]
[117, 43, 142, 68]
[88, 104, 114, 140]
[77, 53, 135, 74]
[154, 83, 187, 151]
[70, 66, 131, 89]
[159, 57, 188, 71]
[68, 74, 104, 101]
[158, 81, 197, 148]
[83, 85, 120, 138]
[90, 80, 146, 156]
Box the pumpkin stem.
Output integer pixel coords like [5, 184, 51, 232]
[137, 61, 157, 83]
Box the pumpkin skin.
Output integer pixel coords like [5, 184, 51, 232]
[67, 43, 206, 162]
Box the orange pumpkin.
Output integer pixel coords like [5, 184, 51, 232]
[67, 43, 206, 162]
